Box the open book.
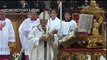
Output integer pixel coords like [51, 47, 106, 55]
[78, 14, 93, 34]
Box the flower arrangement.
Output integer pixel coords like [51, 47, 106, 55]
[11, 53, 20, 60]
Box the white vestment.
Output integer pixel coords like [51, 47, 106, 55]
[46, 17, 62, 37]
[18, 18, 40, 56]
[46, 17, 62, 60]
[100, 55, 106, 60]
[61, 20, 77, 35]
[0, 18, 15, 55]
[58, 20, 77, 43]
[28, 25, 58, 60]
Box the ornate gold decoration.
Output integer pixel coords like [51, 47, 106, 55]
[81, 0, 104, 35]
[87, 36, 105, 48]
[8, 42, 16, 54]
[81, 0, 104, 15]
[92, 19, 100, 36]
[81, 0, 105, 48]
[76, 52, 88, 60]
[58, 51, 106, 60]
[58, 0, 106, 60]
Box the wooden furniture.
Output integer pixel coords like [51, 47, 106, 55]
[6, 13, 27, 52]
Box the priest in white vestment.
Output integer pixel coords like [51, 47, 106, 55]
[0, 10, 15, 60]
[18, 12, 40, 60]
[28, 19, 60, 60]
[28, 9, 61, 60]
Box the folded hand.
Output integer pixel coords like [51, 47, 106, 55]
[0, 22, 5, 30]
[39, 36, 46, 42]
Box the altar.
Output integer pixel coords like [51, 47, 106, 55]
[58, 0, 106, 60]
[5, 0, 106, 60]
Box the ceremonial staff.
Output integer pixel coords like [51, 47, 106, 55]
[59, 1, 63, 38]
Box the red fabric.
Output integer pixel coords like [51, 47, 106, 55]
[59, 48, 104, 52]
[0, 18, 5, 20]
[9, 47, 16, 54]
[72, 13, 79, 22]
[78, 32, 89, 37]
[0, 55, 10, 60]
[73, 14, 79, 20]
[25, 55, 29, 60]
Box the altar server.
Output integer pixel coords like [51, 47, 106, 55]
[0, 10, 15, 60]
[18, 11, 40, 60]
[46, 9, 62, 60]
[61, 11, 77, 36]
[59, 11, 77, 44]
[46, 9, 62, 37]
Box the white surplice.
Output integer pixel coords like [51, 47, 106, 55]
[46, 17, 62, 60]
[0, 18, 15, 55]
[46, 17, 62, 37]
[58, 20, 77, 43]
[28, 24, 59, 60]
[18, 18, 40, 56]
[61, 20, 77, 35]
